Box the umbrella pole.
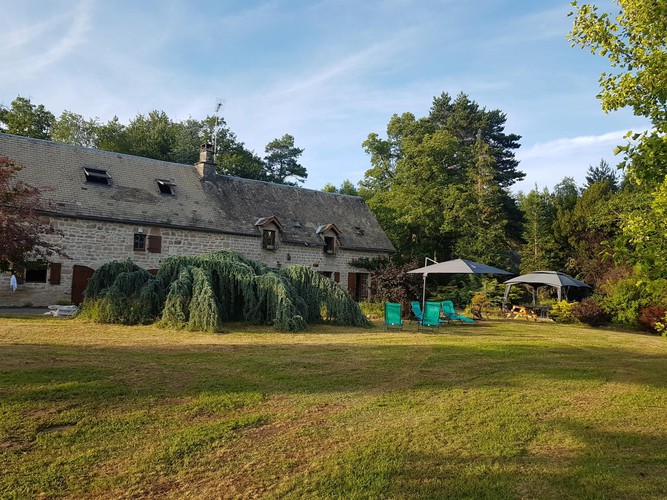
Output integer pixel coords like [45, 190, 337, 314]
[420, 257, 436, 332]
[421, 273, 427, 331]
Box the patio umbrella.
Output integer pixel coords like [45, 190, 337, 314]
[408, 259, 512, 319]
[502, 271, 591, 305]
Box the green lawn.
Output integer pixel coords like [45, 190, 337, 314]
[1, 317, 666, 499]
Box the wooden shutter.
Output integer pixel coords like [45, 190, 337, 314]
[147, 235, 162, 253]
[334, 272, 340, 283]
[347, 272, 357, 300]
[49, 263, 62, 285]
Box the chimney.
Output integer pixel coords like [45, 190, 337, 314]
[196, 143, 216, 178]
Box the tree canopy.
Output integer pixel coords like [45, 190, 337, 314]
[0, 97, 54, 140]
[322, 179, 359, 196]
[262, 134, 307, 185]
[569, 0, 667, 184]
[0, 96, 307, 186]
[359, 92, 524, 267]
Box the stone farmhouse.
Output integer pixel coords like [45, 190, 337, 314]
[0, 133, 394, 307]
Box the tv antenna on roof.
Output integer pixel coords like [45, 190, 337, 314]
[213, 98, 225, 155]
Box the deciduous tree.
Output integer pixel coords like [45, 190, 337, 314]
[321, 179, 359, 196]
[0, 96, 54, 140]
[0, 157, 63, 268]
[52, 111, 99, 148]
[569, 0, 667, 184]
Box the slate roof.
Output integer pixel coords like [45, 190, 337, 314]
[0, 133, 395, 253]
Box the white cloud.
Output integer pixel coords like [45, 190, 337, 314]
[0, 0, 92, 78]
[520, 130, 630, 160]
[514, 129, 647, 193]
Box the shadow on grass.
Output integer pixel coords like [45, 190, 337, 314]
[1, 339, 665, 404]
[1, 329, 666, 498]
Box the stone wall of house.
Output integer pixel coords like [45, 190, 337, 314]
[0, 216, 383, 307]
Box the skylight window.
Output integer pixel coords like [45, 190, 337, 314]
[83, 167, 111, 185]
[157, 179, 176, 195]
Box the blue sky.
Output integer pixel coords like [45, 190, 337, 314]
[0, 0, 649, 193]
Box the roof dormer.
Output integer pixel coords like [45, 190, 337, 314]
[255, 216, 283, 250]
[316, 223, 342, 255]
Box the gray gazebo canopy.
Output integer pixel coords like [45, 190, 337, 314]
[503, 271, 591, 304]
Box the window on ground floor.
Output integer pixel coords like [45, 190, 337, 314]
[25, 262, 48, 283]
[134, 233, 146, 251]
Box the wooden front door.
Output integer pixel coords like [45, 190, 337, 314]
[71, 265, 95, 305]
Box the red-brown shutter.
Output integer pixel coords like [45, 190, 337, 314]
[347, 272, 357, 300]
[147, 235, 162, 253]
[49, 263, 62, 285]
[334, 272, 340, 283]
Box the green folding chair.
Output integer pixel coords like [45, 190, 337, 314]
[442, 300, 474, 323]
[421, 301, 443, 331]
[384, 302, 404, 330]
[410, 301, 423, 324]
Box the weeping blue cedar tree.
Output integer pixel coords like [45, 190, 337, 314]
[81, 250, 369, 332]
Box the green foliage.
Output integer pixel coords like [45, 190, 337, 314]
[81, 260, 160, 325]
[517, 186, 558, 273]
[187, 268, 223, 332]
[80, 251, 367, 332]
[548, 301, 578, 324]
[281, 266, 370, 327]
[321, 179, 359, 196]
[569, 0, 667, 184]
[585, 159, 619, 191]
[358, 301, 384, 319]
[555, 181, 620, 286]
[598, 275, 646, 328]
[52, 111, 98, 148]
[621, 177, 667, 278]
[1, 96, 304, 184]
[0, 96, 54, 139]
[469, 293, 491, 319]
[160, 267, 194, 329]
[360, 92, 523, 263]
[482, 278, 514, 308]
[263, 134, 307, 185]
